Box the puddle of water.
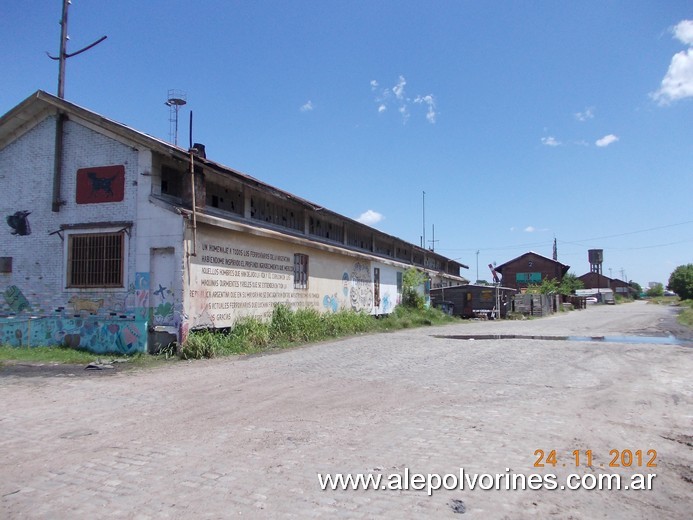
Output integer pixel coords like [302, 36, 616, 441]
[434, 334, 690, 346]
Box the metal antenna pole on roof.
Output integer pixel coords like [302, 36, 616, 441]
[47, 0, 107, 99]
[422, 191, 426, 253]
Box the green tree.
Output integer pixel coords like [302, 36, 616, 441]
[646, 283, 664, 298]
[558, 273, 584, 296]
[668, 264, 693, 300]
[527, 278, 559, 294]
[402, 268, 426, 309]
[629, 281, 643, 299]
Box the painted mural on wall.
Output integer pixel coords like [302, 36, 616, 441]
[1, 274, 149, 353]
[381, 292, 393, 314]
[349, 262, 373, 312]
[6, 210, 31, 236]
[76, 165, 125, 204]
[3, 285, 31, 312]
[0, 315, 147, 354]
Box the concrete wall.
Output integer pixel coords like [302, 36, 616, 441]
[184, 223, 406, 329]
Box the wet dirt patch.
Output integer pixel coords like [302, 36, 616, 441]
[433, 334, 691, 346]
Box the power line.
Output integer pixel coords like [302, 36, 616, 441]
[438, 219, 693, 254]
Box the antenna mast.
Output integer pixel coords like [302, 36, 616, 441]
[165, 89, 187, 146]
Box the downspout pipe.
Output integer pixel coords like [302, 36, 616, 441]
[52, 111, 65, 212]
[189, 149, 197, 256]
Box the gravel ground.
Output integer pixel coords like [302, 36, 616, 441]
[0, 301, 691, 519]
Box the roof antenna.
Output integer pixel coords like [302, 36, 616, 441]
[47, 0, 108, 98]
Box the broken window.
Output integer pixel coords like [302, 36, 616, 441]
[161, 166, 183, 198]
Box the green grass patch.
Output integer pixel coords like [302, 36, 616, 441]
[180, 304, 459, 359]
[0, 345, 105, 364]
[676, 300, 693, 328]
[646, 296, 679, 305]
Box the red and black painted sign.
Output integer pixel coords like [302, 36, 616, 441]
[76, 165, 125, 204]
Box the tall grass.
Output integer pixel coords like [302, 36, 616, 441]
[180, 303, 457, 359]
[677, 300, 693, 328]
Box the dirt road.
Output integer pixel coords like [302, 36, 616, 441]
[1, 302, 691, 519]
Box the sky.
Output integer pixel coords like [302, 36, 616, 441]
[1, 1, 691, 288]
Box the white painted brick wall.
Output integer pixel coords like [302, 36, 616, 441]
[0, 114, 185, 316]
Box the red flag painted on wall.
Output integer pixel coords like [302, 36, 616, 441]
[76, 165, 125, 204]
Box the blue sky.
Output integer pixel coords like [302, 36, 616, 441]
[1, 1, 691, 288]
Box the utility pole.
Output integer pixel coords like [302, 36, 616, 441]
[476, 250, 479, 283]
[48, 0, 107, 99]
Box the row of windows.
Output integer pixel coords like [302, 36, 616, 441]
[159, 165, 456, 275]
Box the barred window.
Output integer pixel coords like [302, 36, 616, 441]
[294, 253, 308, 290]
[68, 232, 124, 287]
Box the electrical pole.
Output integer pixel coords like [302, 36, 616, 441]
[476, 250, 479, 283]
[48, 0, 107, 99]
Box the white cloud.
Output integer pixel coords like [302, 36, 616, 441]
[524, 226, 535, 232]
[673, 19, 693, 45]
[414, 95, 437, 124]
[393, 75, 406, 100]
[595, 134, 619, 147]
[652, 20, 693, 105]
[574, 107, 595, 121]
[399, 104, 410, 124]
[541, 136, 561, 147]
[370, 76, 437, 124]
[356, 210, 384, 226]
[300, 100, 314, 112]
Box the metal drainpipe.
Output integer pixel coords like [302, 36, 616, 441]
[189, 150, 197, 256]
[52, 112, 65, 212]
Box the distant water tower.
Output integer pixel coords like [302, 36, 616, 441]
[165, 89, 187, 146]
[588, 249, 603, 275]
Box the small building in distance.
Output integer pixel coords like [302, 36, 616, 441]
[578, 272, 635, 298]
[494, 252, 570, 292]
[430, 283, 517, 319]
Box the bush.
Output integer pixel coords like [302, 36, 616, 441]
[180, 298, 461, 359]
[402, 268, 426, 309]
[646, 283, 664, 298]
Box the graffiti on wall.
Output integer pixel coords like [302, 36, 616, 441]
[3, 285, 31, 312]
[322, 293, 340, 313]
[6, 210, 31, 236]
[349, 262, 373, 312]
[382, 292, 392, 314]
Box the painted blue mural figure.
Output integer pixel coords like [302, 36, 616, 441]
[6, 210, 31, 236]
